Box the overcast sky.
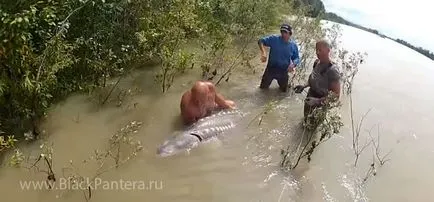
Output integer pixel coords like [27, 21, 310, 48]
[322, 0, 433, 52]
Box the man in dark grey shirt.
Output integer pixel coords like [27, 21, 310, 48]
[294, 40, 341, 120]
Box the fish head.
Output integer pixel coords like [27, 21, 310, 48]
[156, 131, 201, 157]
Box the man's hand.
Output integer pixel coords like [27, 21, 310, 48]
[293, 85, 306, 93]
[305, 97, 323, 106]
[225, 100, 236, 109]
[287, 63, 296, 72]
[260, 53, 267, 63]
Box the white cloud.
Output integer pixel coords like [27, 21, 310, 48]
[323, 0, 433, 52]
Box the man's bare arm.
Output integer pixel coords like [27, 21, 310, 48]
[258, 41, 267, 56]
[326, 68, 341, 99]
[329, 80, 341, 99]
[205, 82, 233, 109]
[180, 92, 197, 125]
[317, 80, 341, 104]
[214, 93, 233, 109]
[180, 103, 198, 125]
[182, 112, 197, 125]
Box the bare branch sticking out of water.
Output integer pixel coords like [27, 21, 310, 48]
[362, 126, 393, 184]
[246, 100, 279, 128]
[350, 93, 373, 167]
[348, 96, 392, 184]
[362, 152, 377, 183]
[75, 114, 80, 124]
[368, 124, 392, 166]
[199, 23, 261, 85]
[85, 186, 91, 202]
[280, 125, 311, 170]
[215, 33, 256, 85]
[9, 142, 57, 189]
[91, 81, 141, 109]
[61, 120, 143, 199]
[280, 93, 343, 171]
[101, 76, 123, 106]
[7, 120, 144, 201]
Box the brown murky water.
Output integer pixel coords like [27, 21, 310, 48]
[1, 22, 434, 202]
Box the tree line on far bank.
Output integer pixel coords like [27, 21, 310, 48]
[296, 0, 434, 61]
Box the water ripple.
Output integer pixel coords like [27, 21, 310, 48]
[321, 182, 337, 202]
[340, 174, 369, 202]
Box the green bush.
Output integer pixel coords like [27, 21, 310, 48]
[0, 0, 295, 139]
[0, 0, 143, 136]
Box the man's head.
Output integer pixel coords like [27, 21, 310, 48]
[280, 24, 292, 42]
[191, 81, 209, 106]
[315, 40, 331, 61]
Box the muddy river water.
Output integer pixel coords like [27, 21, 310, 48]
[1, 22, 434, 202]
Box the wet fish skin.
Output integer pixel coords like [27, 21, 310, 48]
[156, 109, 244, 157]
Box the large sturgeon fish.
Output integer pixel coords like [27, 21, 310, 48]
[157, 109, 245, 157]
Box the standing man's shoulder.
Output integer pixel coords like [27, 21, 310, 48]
[266, 34, 280, 39]
[327, 63, 341, 82]
[289, 39, 298, 46]
[260, 34, 280, 40]
[259, 34, 279, 46]
[288, 40, 299, 52]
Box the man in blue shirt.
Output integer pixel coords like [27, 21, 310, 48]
[258, 24, 300, 92]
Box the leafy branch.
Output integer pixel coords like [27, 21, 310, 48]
[280, 93, 343, 170]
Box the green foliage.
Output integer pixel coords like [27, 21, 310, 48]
[136, 0, 200, 92]
[1, 0, 355, 145]
[0, 0, 142, 138]
[8, 149, 25, 167]
[0, 134, 18, 153]
[287, 9, 326, 86]
[0, 0, 294, 139]
[1, 1, 70, 134]
[293, 0, 325, 17]
[193, 0, 290, 84]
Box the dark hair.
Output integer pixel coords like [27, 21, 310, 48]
[316, 39, 331, 49]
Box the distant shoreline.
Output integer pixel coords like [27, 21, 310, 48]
[294, 0, 434, 61]
[323, 12, 434, 61]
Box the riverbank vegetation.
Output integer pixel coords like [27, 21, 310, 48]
[0, 0, 298, 143]
[0, 0, 365, 160]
